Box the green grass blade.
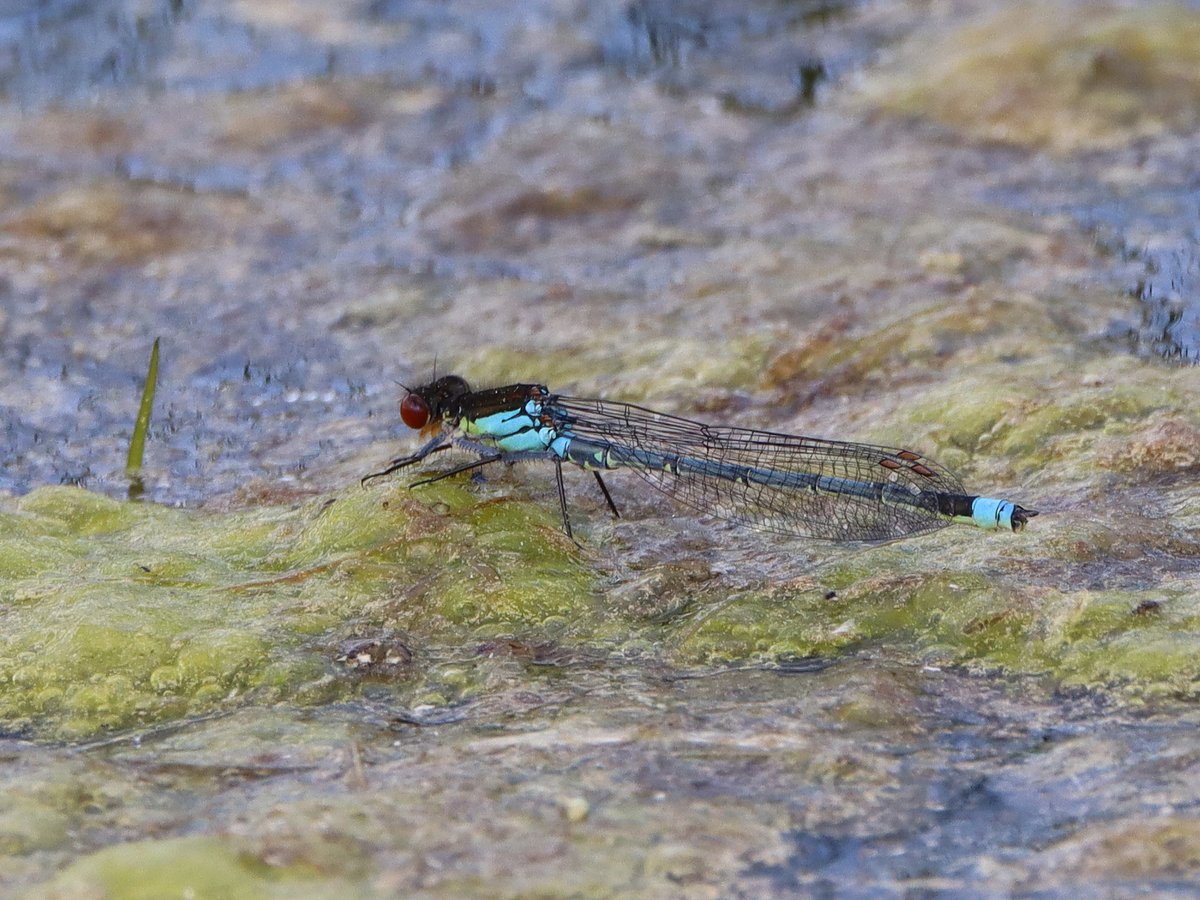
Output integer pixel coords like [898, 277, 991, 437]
[126, 337, 161, 474]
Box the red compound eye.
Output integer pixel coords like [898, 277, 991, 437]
[400, 393, 431, 429]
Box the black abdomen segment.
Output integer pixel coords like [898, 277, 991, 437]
[559, 436, 947, 514]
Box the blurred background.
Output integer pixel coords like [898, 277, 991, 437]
[1, 0, 1196, 507]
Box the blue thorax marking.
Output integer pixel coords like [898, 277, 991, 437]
[459, 398, 570, 455]
[461, 399, 542, 439]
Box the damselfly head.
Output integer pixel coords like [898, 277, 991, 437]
[1010, 505, 1039, 531]
[400, 374, 471, 430]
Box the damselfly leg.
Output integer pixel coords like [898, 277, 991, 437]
[592, 472, 620, 519]
[409, 454, 502, 488]
[361, 434, 452, 485]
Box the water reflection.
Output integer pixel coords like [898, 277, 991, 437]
[603, 0, 847, 113]
[991, 166, 1200, 364]
[1130, 241, 1200, 363]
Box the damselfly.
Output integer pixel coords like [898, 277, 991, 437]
[363, 375, 1037, 543]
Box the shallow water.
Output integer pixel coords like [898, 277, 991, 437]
[990, 138, 1200, 362]
[2, 0, 1200, 895]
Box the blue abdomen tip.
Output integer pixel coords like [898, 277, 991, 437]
[971, 497, 1014, 530]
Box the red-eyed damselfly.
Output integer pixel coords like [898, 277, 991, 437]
[363, 375, 1037, 543]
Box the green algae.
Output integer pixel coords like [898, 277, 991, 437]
[999, 387, 1173, 457]
[765, 290, 1062, 407]
[26, 835, 349, 900]
[0, 484, 595, 741]
[863, 1, 1200, 152]
[678, 558, 1200, 701]
[0, 797, 70, 856]
[461, 333, 771, 402]
[676, 565, 1032, 666]
[4, 441, 1198, 745]
[1048, 590, 1200, 697]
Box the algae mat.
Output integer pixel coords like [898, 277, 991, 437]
[2, 462, 1199, 747]
[1, 466, 1199, 895]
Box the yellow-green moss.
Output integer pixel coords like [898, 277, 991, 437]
[1, 455, 1196, 744]
[678, 568, 1031, 665]
[0, 799, 71, 856]
[1000, 388, 1170, 456]
[25, 836, 352, 900]
[681, 565, 1200, 701]
[864, 2, 1200, 152]
[0, 485, 594, 740]
[462, 333, 771, 401]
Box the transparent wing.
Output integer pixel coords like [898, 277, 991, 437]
[552, 396, 965, 542]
